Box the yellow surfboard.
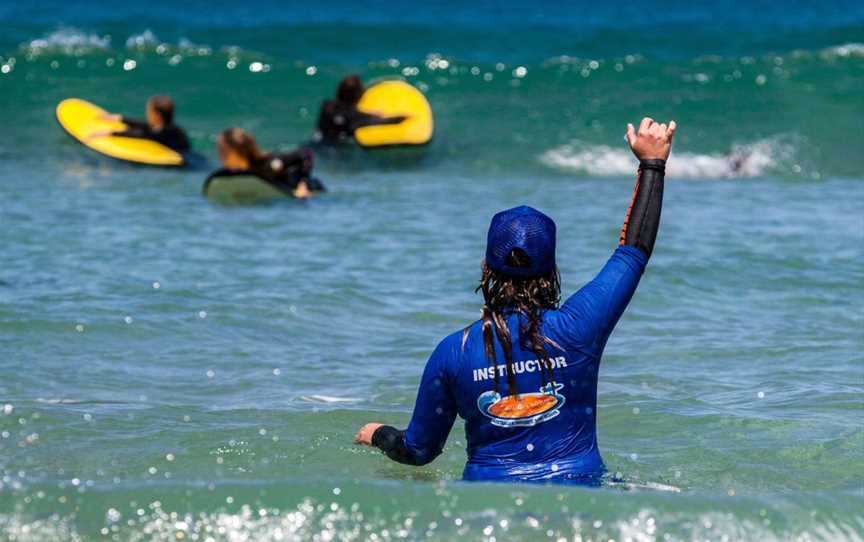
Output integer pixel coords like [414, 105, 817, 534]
[355, 81, 433, 147]
[56, 98, 184, 167]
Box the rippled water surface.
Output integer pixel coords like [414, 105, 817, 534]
[1, 1, 863, 540]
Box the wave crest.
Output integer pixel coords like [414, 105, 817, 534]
[820, 42, 864, 59]
[24, 28, 111, 55]
[540, 137, 797, 179]
[21, 27, 216, 57]
[125, 29, 160, 50]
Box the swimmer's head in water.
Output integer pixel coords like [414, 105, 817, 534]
[337, 74, 365, 104]
[472, 206, 562, 397]
[217, 128, 266, 169]
[146, 95, 174, 128]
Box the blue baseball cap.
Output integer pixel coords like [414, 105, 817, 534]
[485, 205, 557, 277]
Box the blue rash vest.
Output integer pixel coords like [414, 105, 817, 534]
[392, 245, 648, 483]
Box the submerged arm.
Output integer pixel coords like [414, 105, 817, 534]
[371, 426, 417, 465]
[355, 338, 458, 466]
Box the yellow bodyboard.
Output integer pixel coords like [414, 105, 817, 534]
[355, 81, 433, 147]
[56, 98, 184, 166]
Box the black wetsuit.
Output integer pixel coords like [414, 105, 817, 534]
[254, 149, 324, 192]
[206, 148, 324, 195]
[618, 159, 665, 257]
[315, 100, 406, 144]
[114, 117, 190, 153]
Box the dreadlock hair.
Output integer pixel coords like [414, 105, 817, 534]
[472, 248, 561, 396]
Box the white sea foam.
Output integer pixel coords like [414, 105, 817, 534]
[126, 30, 213, 56]
[3, 502, 860, 542]
[540, 137, 790, 179]
[298, 394, 358, 403]
[820, 42, 864, 59]
[177, 38, 213, 56]
[23, 28, 215, 58]
[24, 28, 111, 54]
[125, 29, 160, 49]
[607, 480, 682, 492]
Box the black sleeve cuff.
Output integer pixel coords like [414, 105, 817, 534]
[638, 158, 666, 173]
[371, 425, 420, 465]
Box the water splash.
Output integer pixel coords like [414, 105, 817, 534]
[298, 395, 359, 404]
[125, 30, 160, 50]
[3, 500, 861, 542]
[540, 137, 798, 179]
[24, 28, 111, 55]
[819, 42, 864, 59]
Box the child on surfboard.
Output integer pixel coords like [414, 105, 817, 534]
[355, 117, 677, 485]
[211, 128, 323, 199]
[88, 95, 190, 153]
[314, 74, 407, 145]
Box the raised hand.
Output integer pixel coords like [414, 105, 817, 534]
[626, 117, 677, 161]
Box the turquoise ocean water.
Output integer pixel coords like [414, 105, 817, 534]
[1, 2, 863, 540]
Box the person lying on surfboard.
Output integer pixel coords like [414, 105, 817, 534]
[315, 74, 407, 145]
[213, 128, 323, 199]
[87, 95, 190, 153]
[355, 117, 677, 485]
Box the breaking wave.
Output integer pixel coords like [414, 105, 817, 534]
[540, 137, 801, 179]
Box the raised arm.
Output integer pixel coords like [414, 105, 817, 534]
[556, 118, 676, 353]
[619, 117, 676, 258]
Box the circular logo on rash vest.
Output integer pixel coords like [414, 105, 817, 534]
[477, 383, 565, 428]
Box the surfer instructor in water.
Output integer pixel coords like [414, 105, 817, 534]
[355, 117, 676, 484]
